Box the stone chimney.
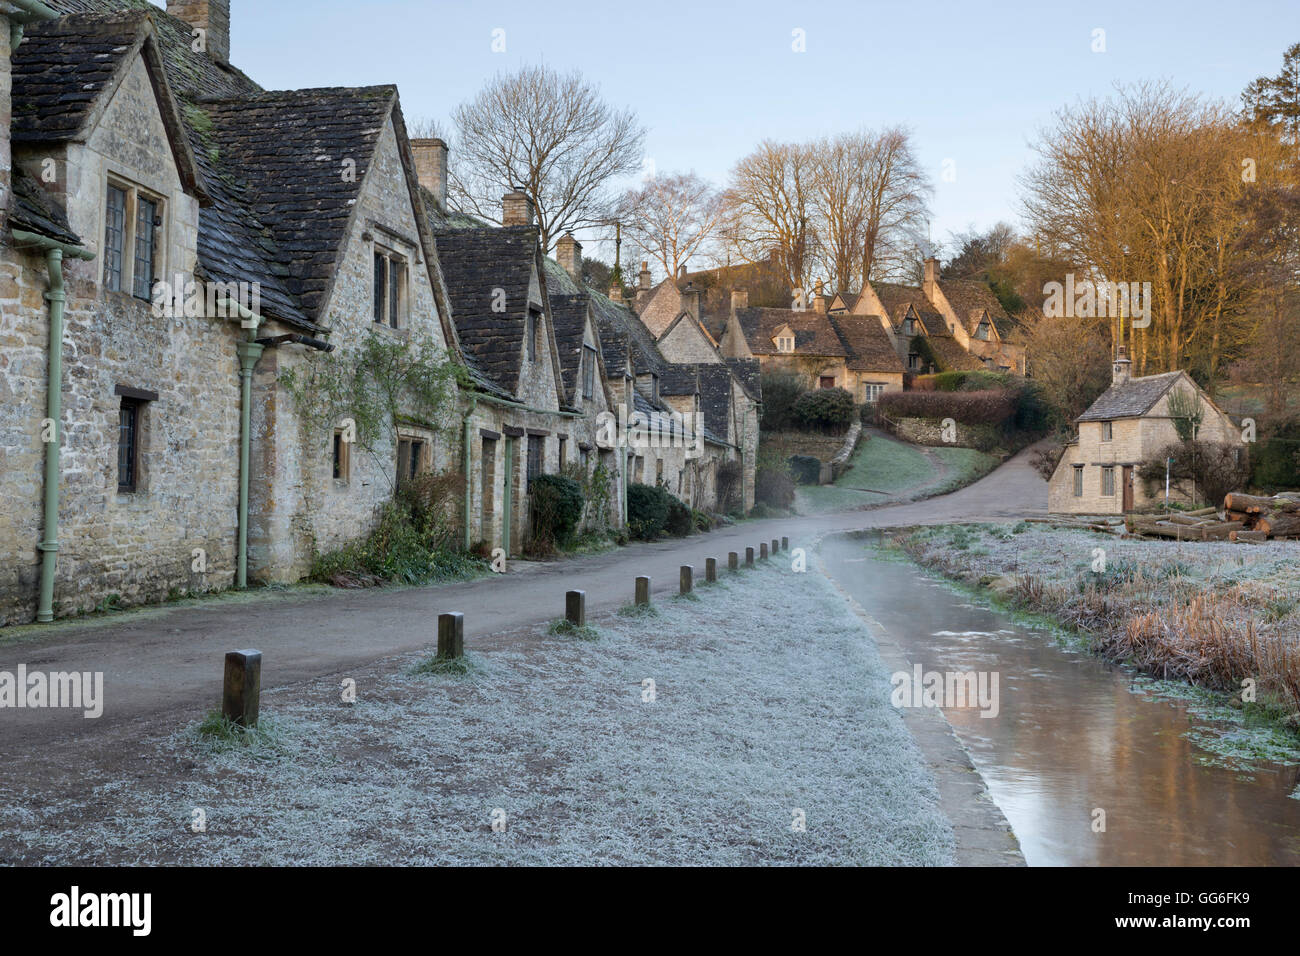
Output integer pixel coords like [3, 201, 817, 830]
[556, 232, 582, 282]
[167, 0, 230, 63]
[813, 279, 826, 313]
[677, 263, 687, 282]
[922, 256, 939, 296]
[410, 138, 448, 212]
[638, 261, 651, 292]
[1113, 344, 1132, 385]
[730, 289, 749, 315]
[502, 191, 534, 227]
[680, 281, 701, 322]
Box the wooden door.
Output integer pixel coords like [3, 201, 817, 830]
[1122, 465, 1134, 512]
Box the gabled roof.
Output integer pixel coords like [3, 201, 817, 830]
[548, 292, 592, 408]
[433, 225, 542, 397]
[737, 308, 846, 358]
[12, 11, 209, 202]
[1077, 371, 1184, 422]
[198, 86, 396, 322]
[659, 308, 720, 350]
[725, 357, 762, 403]
[11, 166, 80, 245]
[938, 278, 1019, 337]
[828, 314, 903, 373]
[926, 335, 985, 371]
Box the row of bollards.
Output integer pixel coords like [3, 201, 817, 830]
[222, 535, 794, 726]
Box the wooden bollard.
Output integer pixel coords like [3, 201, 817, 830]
[635, 575, 650, 606]
[760, 542, 768, 560]
[781, 536, 789, 551]
[566, 590, 586, 626]
[222, 649, 262, 727]
[728, 551, 739, 571]
[680, 565, 693, 595]
[438, 611, 464, 659]
[771, 538, 779, 555]
[745, 547, 754, 567]
[705, 557, 717, 583]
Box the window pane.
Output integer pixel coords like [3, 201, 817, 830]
[389, 259, 402, 328]
[133, 196, 157, 300]
[104, 186, 126, 292]
[373, 253, 386, 323]
[117, 401, 137, 490]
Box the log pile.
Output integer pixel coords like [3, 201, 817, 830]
[1121, 493, 1300, 542]
[1223, 493, 1300, 540]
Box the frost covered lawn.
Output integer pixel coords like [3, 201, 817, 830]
[897, 523, 1300, 727]
[0, 563, 954, 866]
[797, 431, 998, 515]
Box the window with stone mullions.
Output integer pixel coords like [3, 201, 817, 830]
[373, 247, 406, 328]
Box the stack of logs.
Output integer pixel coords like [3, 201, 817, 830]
[1124, 493, 1300, 542]
[1222, 492, 1300, 541]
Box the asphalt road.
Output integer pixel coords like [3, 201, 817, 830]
[0, 442, 1047, 745]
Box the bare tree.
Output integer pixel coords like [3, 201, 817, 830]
[449, 65, 646, 251]
[853, 126, 931, 284]
[720, 140, 816, 294]
[620, 171, 724, 279]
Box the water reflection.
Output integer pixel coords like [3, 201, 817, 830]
[821, 534, 1300, 866]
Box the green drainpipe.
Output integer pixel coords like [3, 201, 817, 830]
[461, 395, 478, 551]
[235, 335, 264, 588]
[13, 231, 95, 623]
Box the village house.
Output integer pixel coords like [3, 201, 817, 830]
[714, 284, 905, 405]
[0, 0, 483, 625]
[1048, 347, 1240, 515]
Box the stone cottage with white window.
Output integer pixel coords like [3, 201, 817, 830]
[1048, 348, 1240, 514]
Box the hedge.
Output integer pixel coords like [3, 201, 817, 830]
[876, 388, 1017, 425]
[792, 386, 855, 433]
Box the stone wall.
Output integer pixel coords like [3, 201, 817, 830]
[893, 416, 1003, 452]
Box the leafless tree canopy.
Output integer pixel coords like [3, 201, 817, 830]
[449, 65, 646, 251]
[619, 171, 724, 281]
[720, 128, 931, 296]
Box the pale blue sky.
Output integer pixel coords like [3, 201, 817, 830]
[166, 0, 1297, 263]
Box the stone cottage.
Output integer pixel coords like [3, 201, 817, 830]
[1048, 348, 1240, 515]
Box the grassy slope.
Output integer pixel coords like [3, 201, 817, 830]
[796, 433, 998, 514]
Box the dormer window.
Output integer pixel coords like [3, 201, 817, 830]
[776, 335, 794, 353]
[976, 320, 991, 341]
[903, 318, 917, 335]
[103, 178, 164, 301]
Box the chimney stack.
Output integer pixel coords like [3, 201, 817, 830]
[410, 139, 449, 213]
[1113, 344, 1132, 385]
[638, 261, 651, 292]
[556, 232, 582, 282]
[167, 1, 230, 63]
[680, 281, 701, 322]
[730, 289, 749, 314]
[677, 263, 688, 282]
[813, 279, 826, 313]
[502, 191, 534, 227]
[922, 256, 939, 295]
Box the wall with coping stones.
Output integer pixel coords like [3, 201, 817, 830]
[893, 416, 1003, 452]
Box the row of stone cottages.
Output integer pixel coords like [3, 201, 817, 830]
[0, 0, 760, 625]
[635, 256, 1029, 402]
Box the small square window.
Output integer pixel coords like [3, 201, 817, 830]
[397, 437, 425, 485]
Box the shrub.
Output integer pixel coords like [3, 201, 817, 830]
[665, 496, 694, 536]
[792, 386, 855, 433]
[1030, 443, 1066, 482]
[627, 482, 671, 540]
[755, 465, 795, 509]
[788, 454, 822, 485]
[529, 474, 584, 553]
[918, 370, 1014, 393]
[759, 371, 807, 431]
[1138, 441, 1251, 507]
[876, 388, 1017, 425]
[1252, 419, 1300, 490]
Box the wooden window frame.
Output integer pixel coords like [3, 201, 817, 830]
[1100, 465, 1115, 497]
[104, 176, 164, 301]
[373, 243, 409, 329]
[117, 397, 142, 492]
[333, 429, 352, 484]
[1100, 421, 1113, 442]
[1073, 464, 1084, 497]
[582, 345, 596, 399]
